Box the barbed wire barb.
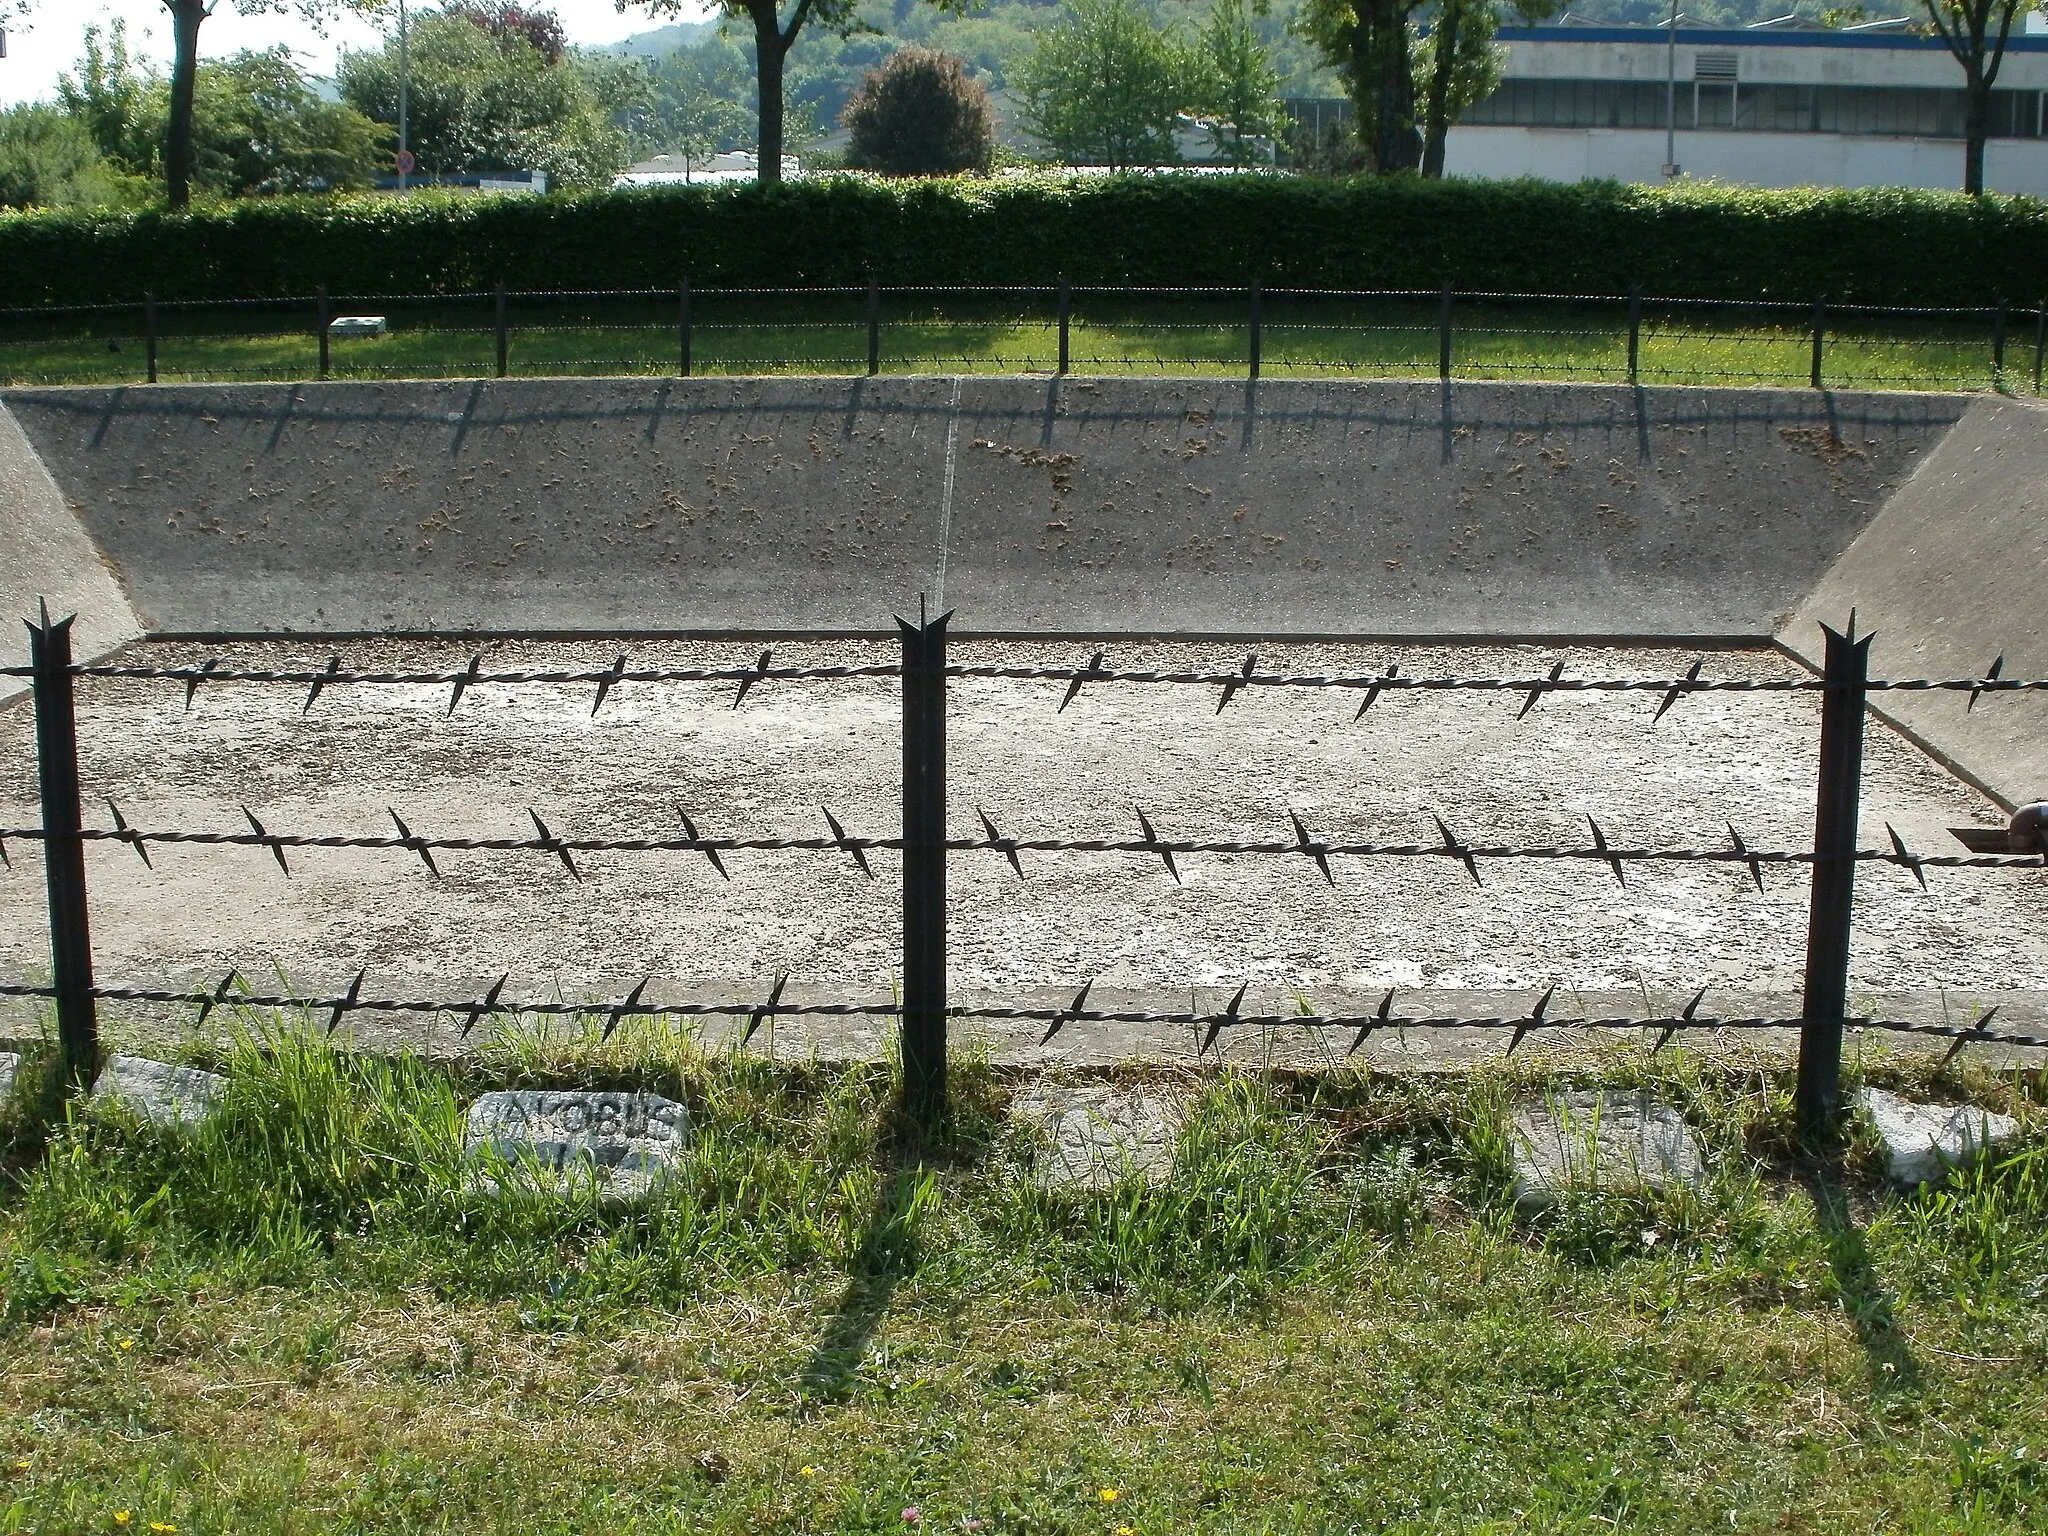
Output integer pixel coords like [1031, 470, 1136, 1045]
[459, 974, 509, 1039]
[301, 655, 340, 714]
[105, 799, 152, 868]
[742, 971, 788, 1045]
[243, 806, 289, 875]
[676, 807, 729, 880]
[1290, 810, 1334, 886]
[1216, 653, 1258, 714]
[529, 809, 581, 881]
[600, 977, 651, 1043]
[1968, 655, 2004, 713]
[1654, 987, 1710, 1053]
[822, 806, 874, 879]
[1941, 1005, 2001, 1066]
[1135, 807, 1180, 883]
[1200, 981, 1251, 1056]
[1654, 658, 1706, 723]
[1587, 816, 1626, 887]
[591, 653, 627, 717]
[1059, 651, 1107, 713]
[733, 649, 772, 709]
[387, 808, 441, 877]
[446, 654, 483, 717]
[978, 808, 1024, 878]
[1728, 824, 1766, 893]
[1041, 977, 1093, 1046]
[1517, 660, 1566, 720]
[1354, 662, 1399, 721]
[1508, 984, 1558, 1055]
[326, 968, 366, 1036]
[1887, 823, 1928, 890]
[183, 657, 220, 712]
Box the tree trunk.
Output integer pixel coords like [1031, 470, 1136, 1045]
[1368, 0, 1421, 175]
[752, 6, 786, 186]
[165, 0, 208, 211]
[1421, 7, 1461, 179]
[1963, 65, 1988, 195]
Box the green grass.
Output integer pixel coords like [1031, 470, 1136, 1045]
[0, 296, 2037, 393]
[0, 1015, 2044, 1533]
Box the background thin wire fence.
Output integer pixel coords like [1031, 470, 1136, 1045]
[1, 285, 2040, 393]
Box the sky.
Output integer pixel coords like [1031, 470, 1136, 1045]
[0, 1, 718, 106]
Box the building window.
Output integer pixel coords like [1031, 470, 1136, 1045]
[1456, 78, 2044, 139]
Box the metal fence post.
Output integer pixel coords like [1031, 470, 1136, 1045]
[2034, 297, 2046, 396]
[1809, 295, 1825, 390]
[317, 286, 330, 381]
[679, 277, 692, 378]
[867, 278, 881, 377]
[1056, 276, 1073, 376]
[28, 606, 99, 1087]
[1438, 283, 1454, 381]
[494, 282, 509, 379]
[1626, 284, 1642, 385]
[899, 603, 950, 1129]
[144, 292, 159, 385]
[1248, 283, 1262, 381]
[1797, 620, 1870, 1141]
[1991, 296, 2008, 390]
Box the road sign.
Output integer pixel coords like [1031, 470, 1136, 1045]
[395, 150, 416, 176]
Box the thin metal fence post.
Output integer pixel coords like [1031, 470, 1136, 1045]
[494, 282, 508, 379]
[144, 292, 158, 385]
[1248, 282, 1262, 381]
[28, 607, 98, 1087]
[1438, 282, 1453, 381]
[1797, 620, 1870, 1141]
[679, 277, 692, 378]
[317, 286, 330, 381]
[2034, 297, 2046, 396]
[1626, 283, 1642, 385]
[899, 603, 950, 1129]
[1809, 295, 1825, 390]
[1991, 296, 2008, 389]
[867, 278, 880, 377]
[1056, 276, 1073, 376]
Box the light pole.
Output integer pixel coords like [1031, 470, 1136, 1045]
[397, 0, 411, 192]
[1663, 0, 1682, 178]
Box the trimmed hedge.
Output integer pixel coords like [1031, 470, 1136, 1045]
[1, 174, 2044, 307]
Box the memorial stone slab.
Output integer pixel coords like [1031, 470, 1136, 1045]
[91, 1055, 227, 1128]
[464, 1090, 690, 1202]
[1011, 1082, 1184, 1190]
[1511, 1089, 1708, 1214]
[0, 1052, 19, 1103]
[1858, 1086, 2020, 1188]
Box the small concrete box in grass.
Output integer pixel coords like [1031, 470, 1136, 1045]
[327, 316, 387, 337]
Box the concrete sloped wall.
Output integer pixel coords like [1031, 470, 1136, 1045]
[1783, 395, 2048, 810]
[0, 403, 141, 702]
[1, 377, 1966, 641]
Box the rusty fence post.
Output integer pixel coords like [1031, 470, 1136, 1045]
[144, 292, 159, 385]
[1809, 295, 1826, 390]
[1797, 620, 1870, 1141]
[1626, 284, 1642, 385]
[1056, 276, 1073, 376]
[867, 278, 881, 377]
[28, 606, 98, 1087]
[1248, 283, 1262, 381]
[899, 603, 950, 1129]
[1438, 282, 1454, 381]
[679, 277, 692, 378]
[494, 282, 509, 379]
[317, 286, 331, 381]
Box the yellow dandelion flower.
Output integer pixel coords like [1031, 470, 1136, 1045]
[1116, 1527, 1136, 1536]
[11, 1461, 27, 1472]
[150, 1524, 177, 1533]
[117, 1339, 135, 1352]
[799, 1465, 819, 1477]
[1099, 1488, 1120, 1502]
[113, 1513, 132, 1527]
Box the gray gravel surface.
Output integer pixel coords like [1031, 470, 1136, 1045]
[2, 638, 2041, 1064]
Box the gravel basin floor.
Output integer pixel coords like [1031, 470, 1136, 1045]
[2, 638, 2042, 1068]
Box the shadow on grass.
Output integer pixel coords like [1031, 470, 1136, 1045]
[797, 1156, 931, 1405]
[1801, 1162, 1922, 1395]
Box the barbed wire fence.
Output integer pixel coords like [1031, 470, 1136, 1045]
[5, 602, 2047, 1131]
[0, 283, 2043, 394]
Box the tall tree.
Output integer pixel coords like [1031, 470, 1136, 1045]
[624, 0, 965, 183]
[1190, 0, 1288, 165]
[1415, 0, 1554, 179]
[1296, 0, 1421, 173]
[1015, 0, 1196, 169]
[9, 2, 393, 209]
[1919, 0, 2036, 195]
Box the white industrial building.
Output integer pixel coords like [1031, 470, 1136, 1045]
[1443, 18, 2048, 195]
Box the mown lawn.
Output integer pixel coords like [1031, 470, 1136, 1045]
[0, 295, 2033, 394]
[0, 1021, 2043, 1534]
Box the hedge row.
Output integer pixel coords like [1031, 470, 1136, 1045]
[2, 175, 2044, 308]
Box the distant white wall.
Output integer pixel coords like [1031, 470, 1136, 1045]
[1444, 124, 2048, 197]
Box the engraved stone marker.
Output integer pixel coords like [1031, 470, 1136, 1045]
[464, 1090, 690, 1202]
[92, 1055, 227, 1128]
[1511, 1089, 1708, 1214]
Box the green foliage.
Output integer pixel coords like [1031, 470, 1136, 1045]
[339, 12, 641, 191]
[0, 105, 143, 211]
[633, 29, 757, 162]
[1186, 0, 1291, 164]
[1015, 0, 1205, 167]
[1, 174, 2044, 306]
[187, 50, 388, 196]
[55, 22, 156, 173]
[843, 47, 996, 175]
